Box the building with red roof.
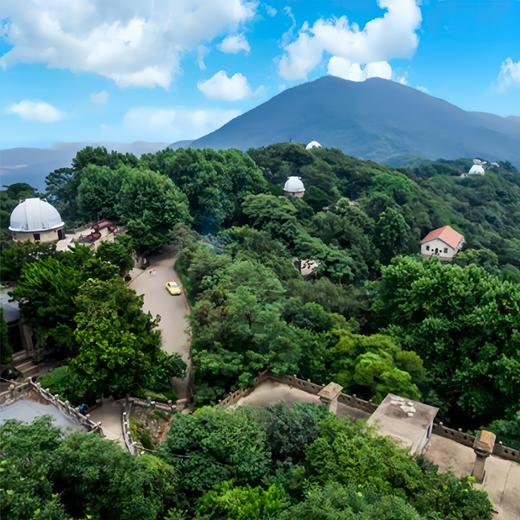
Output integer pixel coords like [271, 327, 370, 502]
[420, 225, 464, 261]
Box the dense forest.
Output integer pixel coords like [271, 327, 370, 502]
[1, 143, 519, 518]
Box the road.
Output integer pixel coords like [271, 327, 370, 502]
[129, 248, 191, 399]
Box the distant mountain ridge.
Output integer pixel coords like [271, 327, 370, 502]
[0, 141, 168, 190]
[189, 76, 520, 168]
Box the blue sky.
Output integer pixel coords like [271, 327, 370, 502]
[0, 0, 519, 148]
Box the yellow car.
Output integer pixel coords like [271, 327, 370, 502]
[165, 280, 182, 296]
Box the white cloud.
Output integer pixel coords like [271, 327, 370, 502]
[328, 57, 392, 81]
[90, 90, 109, 105]
[122, 106, 240, 141]
[198, 70, 253, 101]
[6, 99, 65, 123]
[497, 58, 520, 91]
[279, 0, 422, 80]
[197, 46, 209, 70]
[0, 0, 256, 88]
[265, 5, 277, 17]
[218, 33, 250, 54]
[416, 85, 429, 94]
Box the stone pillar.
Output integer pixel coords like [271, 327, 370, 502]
[318, 382, 343, 415]
[472, 430, 496, 483]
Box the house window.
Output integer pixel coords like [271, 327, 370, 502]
[33, 233, 41, 241]
[425, 245, 430, 251]
[444, 247, 448, 254]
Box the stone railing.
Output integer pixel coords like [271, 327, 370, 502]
[1, 379, 103, 435]
[433, 423, 520, 463]
[121, 402, 139, 456]
[219, 386, 256, 408]
[128, 396, 176, 413]
[337, 392, 378, 413]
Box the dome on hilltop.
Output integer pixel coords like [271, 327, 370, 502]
[305, 140, 322, 150]
[9, 198, 64, 233]
[283, 176, 305, 194]
[468, 164, 485, 176]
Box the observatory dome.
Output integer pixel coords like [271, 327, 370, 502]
[9, 198, 64, 233]
[468, 164, 485, 176]
[305, 140, 322, 150]
[283, 176, 305, 194]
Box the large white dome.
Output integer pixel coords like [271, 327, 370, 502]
[9, 198, 64, 233]
[284, 176, 305, 193]
[305, 140, 322, 150]
[468, 164, 485, 175]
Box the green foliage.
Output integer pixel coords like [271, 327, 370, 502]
[278, 482, 422, 520]
[0, 240, 58, 282]
[196, 481, 288, 519]
[96, 234, 134, 275]
[38, 366, 80, 404]
[372, 256, 520, 428]
[304, 417, 492, 519]
[140, 148, 268, 232]
[0, 307, 12, 364]
[11, 246, 117, 354]
[69, 277, 165, 399]
[330, 331, 425, 402]
[0, 417, 176, 520]
[160, 407, 271, 496]
[483, 409, 520, 449]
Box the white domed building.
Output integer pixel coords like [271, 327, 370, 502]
[9, 198, 65, 243]
[283, 176, 305, 198]
[305, 140, 322, 150]
[468, 164, 485, 176]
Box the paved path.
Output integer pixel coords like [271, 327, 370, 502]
[129, 248, 192, 399]
[89, 399, 125, 448]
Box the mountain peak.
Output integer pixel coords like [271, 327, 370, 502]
[190, 77, 520, 167]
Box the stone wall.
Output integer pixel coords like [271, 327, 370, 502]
[433, 423, 520, 463]
[1, 379, 103, 435]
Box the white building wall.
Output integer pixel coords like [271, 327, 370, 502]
[421, 238, 457, 260]
[12, 228, 63, 243]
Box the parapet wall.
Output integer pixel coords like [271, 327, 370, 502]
[219, 372, 519, 463]
[0, 379, 103, 435]
[433, 423, 519, 463]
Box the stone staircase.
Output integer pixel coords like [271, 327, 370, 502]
[12, 351, 40, 378]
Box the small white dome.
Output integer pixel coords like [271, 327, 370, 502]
[468, 165, 485, 175]
[9, 198, 64, 233]
[284, 176, 305, 193]
[305, 140, 322, 150]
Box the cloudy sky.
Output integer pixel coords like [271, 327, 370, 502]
[1, 0, 519, 147]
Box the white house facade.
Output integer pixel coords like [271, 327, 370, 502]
[421, 225, 464, 261]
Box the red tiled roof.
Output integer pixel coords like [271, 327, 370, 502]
[421, 225, 464, 249]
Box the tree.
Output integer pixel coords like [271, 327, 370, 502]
[96, 234, 134, 276]
[69, 277, 172, 399]
[116, 166, 191, 254]
[0, 308, 12, 364]
[196, 481, 288, 520]
[329, 331, 425, 403]
[278, 483, 422, 520]
[76, 164, 122, 221]
[0, 240, 57, 282]
[11, 246, 117, 354]
[160, 407, 271, 496]
[372, 256, 520, 430]
[304, 417, 492, 519]
[373, 207, 414, 264]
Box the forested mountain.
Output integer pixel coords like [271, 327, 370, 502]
[190, 76, 520, 168]
[2, 143, 519, 518]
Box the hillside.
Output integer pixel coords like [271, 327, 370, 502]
[190, 76, 520, 168]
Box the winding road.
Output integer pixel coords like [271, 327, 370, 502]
[129, 247, 192, 399]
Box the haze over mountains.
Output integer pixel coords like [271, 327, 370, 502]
[190, 76, 520, 167]
[0, 142, 167, 189]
